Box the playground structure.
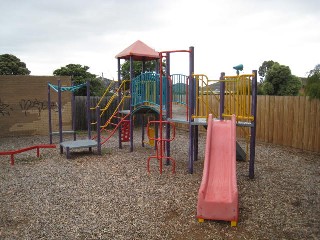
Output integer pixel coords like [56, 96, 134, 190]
[48, 81, 102, 159]
[90, 40, 257, 177]
[45, 40, 256, 179]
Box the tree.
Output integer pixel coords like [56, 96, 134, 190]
[258, 60, 278, 82]
[262, 63, 301, 96]
[120, 60, 164, 80]
[305, 64, 320, 100]
[53, 64, 103, 96]
[0, 54, 31, 75]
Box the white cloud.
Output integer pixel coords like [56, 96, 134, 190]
[0, 0, 319, 79]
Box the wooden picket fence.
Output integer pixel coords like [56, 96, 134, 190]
[75, 96, 320, 153]
[256, 96, 320, 152]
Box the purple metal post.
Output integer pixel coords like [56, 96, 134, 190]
[142, 114, 145, 147]
[86, 80, 91, 138]
[86, 80, 92, 152]
[117, 58, 122, 149]
[166, 52, 171, 165]
[71, 81, 76, 141]
[58, 80, 63, 154]
[154, 59, 159, 150]
[96, 106, 101, 155]
[194, 125, 198, 161]
[188, 46, 195, 173]
[249, 70, 257, 179]
[219, 72, 226, 120]
[141, 61, 145, 147]
[130, 56, 134, 152]
[48, 83, 53, 144]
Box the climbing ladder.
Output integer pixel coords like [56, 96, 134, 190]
[91, 80, 131, 144]
[146, 120, 176, 174]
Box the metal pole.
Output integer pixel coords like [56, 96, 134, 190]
[130, 56, 134, 152]
[166, 53, 171, 164]
[86, 80, 91, 140]
[117, 58, 122, 149]
[142, 114, 145, 147]
[48, 83, 53, 144]
[96, 106, 101, 155]
[188, 46, 195, 173]
[249, 70, 257, 179]
[219, 72, 225, 120]
[58, 80, 63, 154]
[71, 81, 76, 141]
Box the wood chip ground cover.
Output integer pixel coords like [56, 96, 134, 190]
[0, 129, 319, 239]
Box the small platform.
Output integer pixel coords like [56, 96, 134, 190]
[60, 140, 98, 159]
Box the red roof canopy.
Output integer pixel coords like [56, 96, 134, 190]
[115, 40, 159, 61]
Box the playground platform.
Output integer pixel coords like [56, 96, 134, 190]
[60, 140, 98, 159]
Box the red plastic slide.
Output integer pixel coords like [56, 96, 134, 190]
[0, 144, 56, 165]
[197, 114, 238, 226]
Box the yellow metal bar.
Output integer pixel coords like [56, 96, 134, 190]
[90, 81, 116, 110]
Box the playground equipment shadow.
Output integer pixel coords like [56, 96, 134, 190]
[0, 129, 319, 239]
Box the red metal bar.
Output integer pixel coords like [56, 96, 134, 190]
[146, 120, 176, 174]
[0, 144, 56, 165]
[160, 50, 191, 54]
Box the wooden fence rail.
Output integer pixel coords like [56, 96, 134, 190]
[75, 96, 320, 153]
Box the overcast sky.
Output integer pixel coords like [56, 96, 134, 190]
[1, 0, 319, 80]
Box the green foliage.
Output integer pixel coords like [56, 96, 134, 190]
[0, 54, 31, 75]
[53, 64, 104, 96]
[305, 64, 320, 100]
[261, 63, 301, 96]
[120, 60, 164, 80]
[258, 60, 278, 82]
[262, 82, 274, 95]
